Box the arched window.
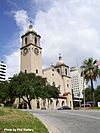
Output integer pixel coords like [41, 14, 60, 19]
[62, 101, 65, 106]
[65, 68, 67, 75]
[25, 70, 27, 73]
[37, 99, 40, 109]
[36, 69, 38, 74]
[35, 37, 37, 45]
[25, 37, 27, 44]
[57, 69, 60, 73]
[56, 100, 60, 107]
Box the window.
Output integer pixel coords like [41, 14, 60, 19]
[35, 37, 37, 44]
[0, 71, 6, 73]
[57, 69, 60, 73]
[36, 69, 38, 74]
[67, 84, 69, 87]
[25, 37, 27, 44]
[0, 68, 6, 70]
[65, 69, 67, 75]
[0, 77, 5, 79]
[25, 70, 27, 73]
[52, 82, 55, 86]
[0, 64, 6, 67]
[0, 74, 5, 76]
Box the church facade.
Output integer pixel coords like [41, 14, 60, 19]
[20, 24, 73, 109]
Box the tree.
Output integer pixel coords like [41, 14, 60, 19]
[39, 83, 60, 108]
[0, 81, 8, 103]
[0, 80, 18, 106]
[10, 72, 43, 109]
[95, 85, 100, 106]
[81, 58, 100, 106]
[10, 72, 60, 109]
[84, 87, 92, 102]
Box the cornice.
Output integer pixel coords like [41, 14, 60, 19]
[20, 43, 42, 50]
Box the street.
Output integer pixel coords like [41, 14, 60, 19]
[25, 109, 100, 133]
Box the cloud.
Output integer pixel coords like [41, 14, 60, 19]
[6, 0, 100, 79]
[5, 50, 20, 78]
[6, 10, 29, 78]
[13, 10, 29, 33]
[33, 0, 100, 67]
[31, 0, 53, 12]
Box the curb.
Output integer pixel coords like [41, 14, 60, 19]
[34, 114, 61, 133]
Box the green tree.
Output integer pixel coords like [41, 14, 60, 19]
[0, 81, 8, 103]
[95, 85, 100, 105]
[10, 72, 43, 109]
[0, 81, 17, 106]
[81, 58, 100, 106]
[85, 87, 92, 102]
[10, 72, 60, 109]
[40, 83, 60, 108]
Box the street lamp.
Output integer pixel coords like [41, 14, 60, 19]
[77, 91, 81, 107]
[83, 77, 85, 108]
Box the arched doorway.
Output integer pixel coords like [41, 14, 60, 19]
[37, 99, 40, 109]
[56, 100, 60, 108]
[62, 101, 65, 106]
[50, 99, 54, 109]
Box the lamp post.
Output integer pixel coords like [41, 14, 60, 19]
[83, 77, 85, 108]
[77, 91, 81, 107]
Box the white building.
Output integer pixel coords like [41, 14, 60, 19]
[70, 67, 84, 99]
[0, 61, 6, 82]
[20, 24, 73, 109]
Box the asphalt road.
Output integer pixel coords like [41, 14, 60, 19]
[25, 109, 100, 133]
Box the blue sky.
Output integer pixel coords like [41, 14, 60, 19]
[0, 0, 41, 60]
[0, 0, 51, 59]
[0, 0, 100, 86]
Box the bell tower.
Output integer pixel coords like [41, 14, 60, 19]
[55, 54, 69, 77]
[20, 24, 42, 75]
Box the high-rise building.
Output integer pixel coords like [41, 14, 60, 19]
[70, 67, 84, 99]
[0, 61, 7, 82]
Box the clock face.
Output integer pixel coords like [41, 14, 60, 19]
[23, 48, 28, 56]
[34, 48, 39, 55]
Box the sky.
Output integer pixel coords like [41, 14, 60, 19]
[0, 0, 100, 85]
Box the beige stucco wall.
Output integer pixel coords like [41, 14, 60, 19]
[43, 66, 73, 109]
[43, 67, 64, 94]
[20, 45, 42, 76]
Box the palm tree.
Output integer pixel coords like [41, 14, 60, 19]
[81, 58, 100, 107]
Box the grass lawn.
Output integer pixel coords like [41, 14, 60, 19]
[0, 107, 48, 133]
[90, 107, 100, 110]
[74, 107, 100, 110]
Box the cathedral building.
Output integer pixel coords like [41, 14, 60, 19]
[20, 24, 73, 109]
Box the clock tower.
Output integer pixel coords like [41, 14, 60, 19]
[20, 24, 42, 75]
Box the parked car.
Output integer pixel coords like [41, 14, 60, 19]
[41, 107, 46, 110]
[57, 106, 71, 110]
[81, 104, 91, 107]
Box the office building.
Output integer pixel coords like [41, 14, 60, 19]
[0, 61, 6, 82]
